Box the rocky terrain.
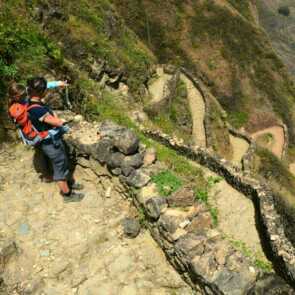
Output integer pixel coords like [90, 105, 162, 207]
[0, 143, 192, 294]
[2, 0, 295, 293]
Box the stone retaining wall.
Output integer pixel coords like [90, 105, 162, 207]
[141, 127, 295, 288]
[227, 127, 256, 173]
[62, 114, 294, 293]
[134, 183, 292, 294]
[281, 123, 289, 160]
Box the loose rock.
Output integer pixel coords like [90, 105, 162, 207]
[167, 187, 195, 207]
[122, 170, 151, 188]
[122, 218, 141, 239]
[145, 197, 168, 220]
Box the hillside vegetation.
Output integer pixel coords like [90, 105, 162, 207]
[114, 0, 295, 144]
[0, 0, 156, 139]
[257, 0, 295, 77]
[2, 0, 295, 226]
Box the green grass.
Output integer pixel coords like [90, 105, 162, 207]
[0, 2, 59, 79]
[151, 170, 183, 197]
[207, 176, 223, 189]
[209, 207, 218, 227]
[195, 189, 209, 203]
[60, 0, 154, 95]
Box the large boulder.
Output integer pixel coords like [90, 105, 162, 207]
[93, 138, 113, 164]
[113, 129, 139, 155]
[98, 121, 139, 155]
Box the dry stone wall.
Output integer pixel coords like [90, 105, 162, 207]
[141, 127, 295, 288]
[62, 113, 294, 293]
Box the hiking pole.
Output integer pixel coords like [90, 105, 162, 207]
[64, 83, 72, 110]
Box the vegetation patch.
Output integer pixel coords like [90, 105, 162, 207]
[253, 147, 295, 196]
[194, 175, 222, 226]
[151, 170, 183, 197]
[150, 78, 192, 143]
[228, 237, 273, 273]
[227, 0, 253, 20]
[228, 111, 249, 129]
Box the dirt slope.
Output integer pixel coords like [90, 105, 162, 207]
[0, 144, 192, 294]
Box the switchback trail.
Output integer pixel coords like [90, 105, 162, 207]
[251, 125, 285, 159]
[180, 73, 206, 147]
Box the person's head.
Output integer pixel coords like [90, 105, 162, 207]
[27, 77, 47, 98]
[8, 82, 27, 104]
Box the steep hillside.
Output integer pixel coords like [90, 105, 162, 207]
[0, 0, 156, 139]
[114, 0, 295, 144]
[257, 0, 295, 77]
[3, 0, 295, 291]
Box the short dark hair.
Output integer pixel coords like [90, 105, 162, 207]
[27, 77, 47, 97]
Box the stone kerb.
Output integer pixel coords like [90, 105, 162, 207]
[281, 123, 289, 160]
[62, 114, 294, 293]
[141, 127, 295, 287]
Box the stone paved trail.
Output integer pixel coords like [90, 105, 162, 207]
[187, 159, 267, 261]
[180, 74, 206, 147]
[229, 135, 249, 166]
[148, 67, 173, 104]
[0, 144, 193, 295]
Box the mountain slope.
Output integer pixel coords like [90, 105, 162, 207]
[113, 0, 295, 144]
[257, 0, 295, 77]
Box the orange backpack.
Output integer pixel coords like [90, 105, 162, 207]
[8, 102, 49, 146]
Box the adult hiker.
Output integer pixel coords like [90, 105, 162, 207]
[26, 76, 84, 202]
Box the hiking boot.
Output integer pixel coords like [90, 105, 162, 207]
[61, 191, 85, 203]
[70, 182, 84, 190]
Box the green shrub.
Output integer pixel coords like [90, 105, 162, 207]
[228, 111, 249, 128]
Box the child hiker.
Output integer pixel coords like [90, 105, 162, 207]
[9, 78, 84, 202]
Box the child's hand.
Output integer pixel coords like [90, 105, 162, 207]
[61, 118, 68, 125]
[59, 81, 69, 88]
